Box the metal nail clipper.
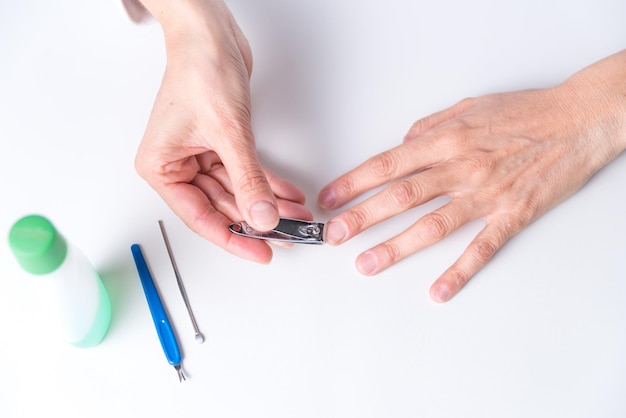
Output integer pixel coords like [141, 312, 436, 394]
[229, 218, 326, 244]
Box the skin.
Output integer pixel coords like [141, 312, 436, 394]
[134, 0, 625, 302]
[319, 50, 626, 302]
[135, 0, 312, 263]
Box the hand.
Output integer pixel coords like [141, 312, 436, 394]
[319, 50, 626, 302]
[135, 0, 312, 262]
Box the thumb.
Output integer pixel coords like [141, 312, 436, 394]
[227, 150, 280, 231]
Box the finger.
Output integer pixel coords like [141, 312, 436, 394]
[403, 97, 475, 142]
[428, 215, 521, 303]
[319, 139, 441, 211]
[323, 162, 464, 245]
[193, 173, 312, 251]
[192, 173, 239, 219]
[156, 181, 274, 263]
[193, 173, 313, 221]
[351, 199, 479, 275]
[194, 176, 313, 248]
[212, 163, 307, 205]
[222, 144, 280, 232]
[204, 164, 307, 205]
[264, 168, 307, 204]
[275, 199, 314, 221]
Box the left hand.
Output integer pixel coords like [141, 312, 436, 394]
[135, 0, 312, 263]
[318, 50, 626, 302]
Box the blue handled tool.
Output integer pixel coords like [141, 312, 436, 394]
[131, 243, 186, 382]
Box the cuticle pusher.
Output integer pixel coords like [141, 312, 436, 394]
[131, 243, 186, 382]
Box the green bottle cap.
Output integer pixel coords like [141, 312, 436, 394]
[8, 215, 68, 275]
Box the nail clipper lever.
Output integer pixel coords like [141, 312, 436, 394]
[229, 218, 325, 244]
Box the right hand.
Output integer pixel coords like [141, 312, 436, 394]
[318, 50, 626, 302]
[135, 0, 312, 263]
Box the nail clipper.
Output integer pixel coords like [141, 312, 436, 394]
[229, 218, 325, 244]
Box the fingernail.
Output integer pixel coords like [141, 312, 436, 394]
[325, 220, 348, 244]
[356, 252, 377, 275]
[250, 201, 279, 230]
[433, 285, 451, 303]
[318, 187, 336, 209]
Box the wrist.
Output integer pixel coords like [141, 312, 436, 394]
[139, 0, 228, 45]
[556, 51, 626, 161]
[565, 50, 626, 153]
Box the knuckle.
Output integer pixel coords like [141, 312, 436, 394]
[134, 150, 165, 182]
[517, 196, 542, 223]
[237, 168, 269, 194]
[134, 142, 155, 180]
[378, 241, 402, 265]
[369, 151, 401, 179]
[471, 238, 498, 263]
[457, 96, 476, 109]
[336, 175, 357, 197]
[445, 116, 482, 149]
[449, 269, 471, 289]
[388, 179, 423, 208]
[406, 117, 427, 138]
[421, 212, 451, 241]
[501, 212, 528, 236]
[437, 126, 468, 154]
[344, 206, 369, 230]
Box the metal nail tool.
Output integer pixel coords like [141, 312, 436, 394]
[131, 243, 186, 382]
[159, 220, 205, 344]
[228, 218, 326, 244]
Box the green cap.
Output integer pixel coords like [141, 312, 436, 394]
[8, 215, 68, 275]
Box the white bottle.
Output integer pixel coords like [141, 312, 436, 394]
[8, 214, 111, 347]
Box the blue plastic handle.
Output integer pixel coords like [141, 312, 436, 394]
[131, 244, 182, 366]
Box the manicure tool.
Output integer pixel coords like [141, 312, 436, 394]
[229, 218, 326, 244]
[158, 220, 205, 344]
[131, 243, 186, 382]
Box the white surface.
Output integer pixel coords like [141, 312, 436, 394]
[1, 1, 625, 417]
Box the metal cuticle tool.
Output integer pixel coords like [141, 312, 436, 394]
[159, 220, 205, 344]
[228, 218, 326, 244]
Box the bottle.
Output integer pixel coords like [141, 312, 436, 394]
[8, 214, 111, 347]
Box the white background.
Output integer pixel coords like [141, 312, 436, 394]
[0, 1, 625, 417]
